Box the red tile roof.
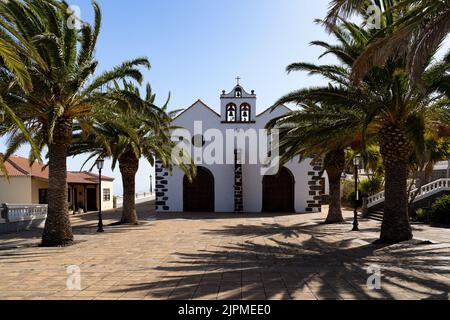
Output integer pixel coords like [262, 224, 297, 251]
[0, 155, 114, 184]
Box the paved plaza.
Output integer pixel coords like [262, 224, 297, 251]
[0, 202, 449, 300]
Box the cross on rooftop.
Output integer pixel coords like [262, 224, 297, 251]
[236, 76, 241, 85]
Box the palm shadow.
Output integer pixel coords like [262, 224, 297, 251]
[107, 222, 450, 300]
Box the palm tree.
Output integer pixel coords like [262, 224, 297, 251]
[71, 81, 195, 225]
[0, 8, 47, 91]
[435, 50, 450, 99]
[0, 0, 150, 246]
[267, 19, 379, 224]
[267, 103, 364, 224]
[325, 0, 450, 89]
[0, 25, 46, 170]
[275, 16, 449, 242]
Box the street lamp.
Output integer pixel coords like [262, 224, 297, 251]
[352, 155, 361, 232]
[95, 157, 105, 233]
[150, 174, 153, 195]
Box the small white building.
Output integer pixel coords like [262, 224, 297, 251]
[0, 155, 114, 212]
[155, 83, 325, 213]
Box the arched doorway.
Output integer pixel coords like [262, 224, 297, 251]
[183, 167, 215, 212]
[262, 167, 295, 212]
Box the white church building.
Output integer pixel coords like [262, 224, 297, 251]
[155, 82, 326, 214]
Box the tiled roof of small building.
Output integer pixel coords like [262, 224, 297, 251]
[0, 155, 114, 183]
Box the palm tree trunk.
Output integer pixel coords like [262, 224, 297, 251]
[42, 118, 73, 247]
[119, 148, 139, 224]
[325, 150, 345, 224]
[379, 126, 413, 243]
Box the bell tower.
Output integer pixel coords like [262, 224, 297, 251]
[220, 78, 256, 123]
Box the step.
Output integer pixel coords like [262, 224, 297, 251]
[366, 211, 420, 222]
[367, 211, 384, 221]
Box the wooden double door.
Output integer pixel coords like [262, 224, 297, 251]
[183, 166, 294, 213]
[183, 167, 215, 212]
[262, 167, 295, 212]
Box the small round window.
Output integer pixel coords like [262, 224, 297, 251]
[192, 135, 206, 147]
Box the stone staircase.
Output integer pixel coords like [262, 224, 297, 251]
[366, 210, 384, 222]
[365, 178, 450, 221]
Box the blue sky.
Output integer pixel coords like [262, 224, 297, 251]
[1, 0, 448, 195]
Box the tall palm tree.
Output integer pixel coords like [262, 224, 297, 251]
[71, 81, 195, 225]
[268, 20, 379, 224]
[275, 16, 449, 242]
[0, 29, 45, 170]
[325, 0, 450, 89]
[0, 0, 150, 246]
[267, 103, 364, 223]
[0, 9, 47, 91]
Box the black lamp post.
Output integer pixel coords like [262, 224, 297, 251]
[150, 174, 153, 194]
[96, 157, 105, 233]
[352, 155, 361, 232]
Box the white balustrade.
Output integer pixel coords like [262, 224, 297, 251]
[1, 204, 48, 223]
[367, 179, 450, 209]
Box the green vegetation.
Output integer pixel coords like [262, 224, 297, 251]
[359, 175, 384, 197]
[0, 1, 168, 246]
[0, 0, 449, 246]
[414, 208, 426, 223]
[430, 195, 450, 225]
[272, 0, 450, 243]
[70, 81, 195, 225]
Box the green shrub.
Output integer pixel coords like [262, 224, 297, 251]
[341, 176, 383, 208]
[415, 208, 426, 222]
[359, 175, 384, 197]
[347, 190, 363, 209]
[341, 179, 354, 207]
[430, 194, 450, 225]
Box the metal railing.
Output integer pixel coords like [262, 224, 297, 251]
[0, 204, 48, 223]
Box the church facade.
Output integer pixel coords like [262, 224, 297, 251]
[155, 83, 325, 214]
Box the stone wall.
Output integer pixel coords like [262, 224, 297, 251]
[155, 160, 170, 212]
[306, 158, 324, 212]
[234, 150, 243, 213]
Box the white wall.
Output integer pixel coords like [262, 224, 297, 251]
[0, 177, 33, 204]
[161, 97, 318, 213]
[165, 101, 236, 212]
[100, 180, 114, 211]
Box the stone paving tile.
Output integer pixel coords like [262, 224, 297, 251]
[0, 202, 449, 300]
[218, 289, 242, 300]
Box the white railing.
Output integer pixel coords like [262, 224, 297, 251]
[113, 192, 155, 208]
[413, 178, 450, 202]
[367, 178, 450, 209]
[1, 204, 48, 223]
[135, 192, 153, 200]
[366, 191, 386, 208]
